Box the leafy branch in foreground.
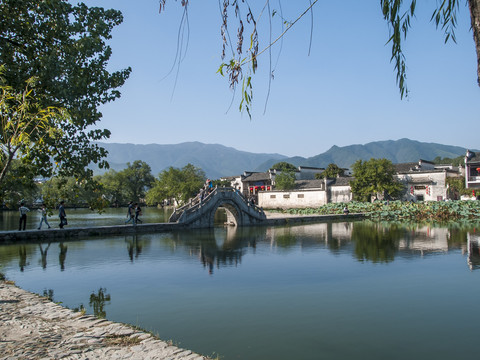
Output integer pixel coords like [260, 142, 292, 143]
[0, 74, 66, 185]
[160, 0, 480, 112]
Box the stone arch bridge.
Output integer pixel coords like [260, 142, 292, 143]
[169, 187, 266, 228]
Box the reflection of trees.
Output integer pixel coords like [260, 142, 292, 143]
[38, 243, 51, 269]
[351, 222, 403, 263]
[59, 243, 68, 271]
[126, 235, 143, 262]
[89, 287, 111, 319]
[167, 226, 264, 274]
[42, 289, 54, 301]
[18, 246, 27, 271]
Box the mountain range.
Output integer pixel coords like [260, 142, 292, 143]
[95, 138, 473, 179]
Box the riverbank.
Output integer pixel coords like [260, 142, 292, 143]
[0, 280, 208, 359]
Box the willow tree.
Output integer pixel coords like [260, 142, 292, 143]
[159, 0, 480, 114]
[0, 0, 131, 185]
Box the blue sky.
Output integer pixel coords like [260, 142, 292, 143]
[81, 0, 479, 157]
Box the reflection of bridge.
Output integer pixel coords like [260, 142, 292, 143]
[169, 187, 266, 228]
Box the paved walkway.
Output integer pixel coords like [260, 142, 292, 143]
[0, 281, 208, 360]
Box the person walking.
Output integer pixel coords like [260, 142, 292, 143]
[18, 202, 30, 231]
[38, 203, 51, 229]
[135, 203, 142, 224]
[125, 201, 135, 225]
[59, 201, 67, 228]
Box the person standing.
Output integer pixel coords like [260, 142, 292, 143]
[18, 202, 30, 231]
[38, 203, 51, 229]
[59, 201, 67, 228]
[125, 201, 135, 225]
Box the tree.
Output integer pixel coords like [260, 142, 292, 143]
[316, 163, 345, 179]
[0, 73, 65, 185]
[0, 159, 39, 208]
[0, 0, 131, 182]
[159, 1, 480, 113]
[275, 170, 296, 190]
[146, 163, 206, 205]
[272, 162, 297, 172]
[119, 161, 155, 202]
[41, 176, 107, 211]
[95, 170, 127, 207]
[350, 158, 403, 202]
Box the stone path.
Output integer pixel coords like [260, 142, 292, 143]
[0, 281, 208, 360]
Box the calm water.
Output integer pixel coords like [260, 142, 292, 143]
[1, 219, 480, 360]
[0, 207, 173, 231]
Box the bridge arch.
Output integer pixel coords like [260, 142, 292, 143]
[169, 187, 266, 228]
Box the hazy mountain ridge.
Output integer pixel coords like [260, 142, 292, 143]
[95, 142, 287, 178]
[95, 139, 475, 179]
[255, 138, 472, 171]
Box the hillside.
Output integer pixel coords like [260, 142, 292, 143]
[93, 139, 474, 179]
[255, 138, 472, 171]
[94, 142, 287, 178]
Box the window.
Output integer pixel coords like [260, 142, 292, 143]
[297, 194, 304, 198]
[270, 195, 276, 199]
[283, 194, 290, 199]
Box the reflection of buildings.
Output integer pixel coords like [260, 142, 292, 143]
[398, 226, 450, 254]
[467, 233, 480, 270]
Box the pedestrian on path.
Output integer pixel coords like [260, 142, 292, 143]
[125, 201, 135, 225]
[135, 203, 142, 224]
[38, 203, 51, 229]
[18, 202, 30, 231]
[59, 201, 67, 229]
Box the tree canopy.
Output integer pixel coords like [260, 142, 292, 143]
[274, 170, 296, 190]
[145, 163, 206, 205]
[0, 0, 131, 183]
[350, 158, 403, 202]
[316, 163, 345, 179]
[272, 162, 297, 172]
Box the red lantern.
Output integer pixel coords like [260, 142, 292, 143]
[267, 186, 271, 191]
[261, 186, 265, 190]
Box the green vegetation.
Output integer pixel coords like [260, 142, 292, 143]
[272, 162, 297, 172]
[145, 163, 206, 206]
[315, 163, 344, 179]
[278, 200, 480, 222]
[0, 0, 130, 184]
[274, 170, 296, 190]
[350, 158, 403, 202]
[433, 155, 465, 166]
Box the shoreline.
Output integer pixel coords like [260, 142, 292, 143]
[0, 280, 209, 359]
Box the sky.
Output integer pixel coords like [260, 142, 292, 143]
[80, 0, 479, 158]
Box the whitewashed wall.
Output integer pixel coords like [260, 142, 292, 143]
[258, 189, 327, 209]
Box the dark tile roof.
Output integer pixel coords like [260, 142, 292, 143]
[328, 177, 353, 186]
[295, 180, 324, 189]
[242, 172, 271, 182]
[394, 162, 420, 172]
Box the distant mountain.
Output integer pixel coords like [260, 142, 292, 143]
[255, 138, 473, 171]
[94, 139, 474, 179]
[94, 142, 287, 178]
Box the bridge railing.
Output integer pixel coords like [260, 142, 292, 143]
[169, 186, 265, 223]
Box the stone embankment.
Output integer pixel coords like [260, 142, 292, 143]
[0, 281, 208, 360]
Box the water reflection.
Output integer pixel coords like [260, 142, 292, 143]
[38, 243, 51, 269]
[2, 221, 480, 275]
[89, 288, 111, 319]
[2, 221, 480, 360]
[59, 243, 67, 271]
[126, 235, 143, 262]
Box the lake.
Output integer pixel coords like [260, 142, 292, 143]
[1, 215, 480, 360]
